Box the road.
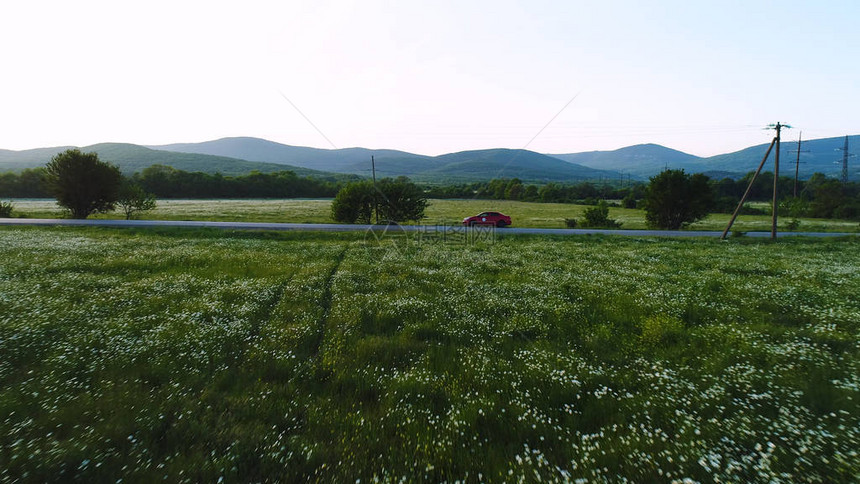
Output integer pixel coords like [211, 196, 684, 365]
[0, 218, 856, 238]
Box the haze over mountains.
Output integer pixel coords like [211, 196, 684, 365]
[1, 135, 857, 183]
[152, 138, 620, 183]
[0, 143, 334, 178]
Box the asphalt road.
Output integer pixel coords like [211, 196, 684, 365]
[0, 218, 856, 238]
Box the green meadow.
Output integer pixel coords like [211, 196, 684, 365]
[0, 226, 858, 482]
[6, 198, 860, 232]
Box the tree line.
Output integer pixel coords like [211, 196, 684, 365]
[0, 165, 344, 199]
[424, 174, 860, 220]
[1, 149, 858, 223]
[425, 178, 644, 205]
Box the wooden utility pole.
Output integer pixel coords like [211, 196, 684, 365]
[772, 122, 782, 239]
[371, 155, 378, 224]
[721, 122, 790, 240]
[720, 137, 777, 240]
[789, 132, 809, 197]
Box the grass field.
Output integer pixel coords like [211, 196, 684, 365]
[6, 198, 860, 232]
[0, 226, 858, 482]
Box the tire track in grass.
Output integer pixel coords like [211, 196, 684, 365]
[310, 247, 348, 359]
[248, 276, 293, 341]
[220, 276, 293, 374]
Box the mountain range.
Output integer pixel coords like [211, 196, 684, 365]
[151, 138, 620, 183]
[550, 136, 860, 181]
[0, 143, 343, 179]
[1, 134, 857, 183]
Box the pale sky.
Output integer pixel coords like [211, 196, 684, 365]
[2, 0, 858, 156]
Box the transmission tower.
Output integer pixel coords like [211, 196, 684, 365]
[836, 136, 855, 185]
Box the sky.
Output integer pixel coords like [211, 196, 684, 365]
[2, 0, 859, 157]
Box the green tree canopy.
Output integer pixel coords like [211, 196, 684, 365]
[331, 180, 376, 224]
[331, 177, 427, 224]
[642, 169, 712, 229]
[44, 149, 122, 219]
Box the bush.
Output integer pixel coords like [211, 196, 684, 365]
[834, 202, 860, 221]
[117, 183, 157, 220]
[0, 201, 13, 218]
[781, 196, 808, 218]
[712, 196, 767, 215]
[621, 193, 637, 209]
[564, 218, 577, 228]
[579, 200, 622, 228]
[785, 219, 801, 231]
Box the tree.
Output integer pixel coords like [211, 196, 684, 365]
[331, 178, 427, 224]
[621, 191, 637, 209]
[376, 177, 428, 222]
[117, 182, 157, 220]
[642, 169, 712, 229]
[504, 178, 524, 200]
[331, 181, 376, 223]
[44, 149, 122, 219]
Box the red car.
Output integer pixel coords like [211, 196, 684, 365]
[462, 211, 512, 227]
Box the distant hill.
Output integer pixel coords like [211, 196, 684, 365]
[0, 146, 76, 171]
[419, 149, 620, 183]
[549, 135, 860, 181]
[152, 137, 620, 183]
[0, 143, 344, 178]
[151, 137, 433, 173]
[549, 144, 702, 178]
[4, 134, 857, 183]
[693, 135, 860, 180]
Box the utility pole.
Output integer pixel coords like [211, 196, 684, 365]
[771, 122, 787, 240]
[371, 155, 378, 224]
[788, 132, 809, 197]
[720, 137, 777, 240]
[722, 122, 789, 240]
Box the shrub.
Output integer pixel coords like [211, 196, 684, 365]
[564, 218, 578, 228]
[579, 200, 622, 228]
[621, 193, 637, 209]
[0, 201, 13, 218]
[117, 183, 157, 220]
